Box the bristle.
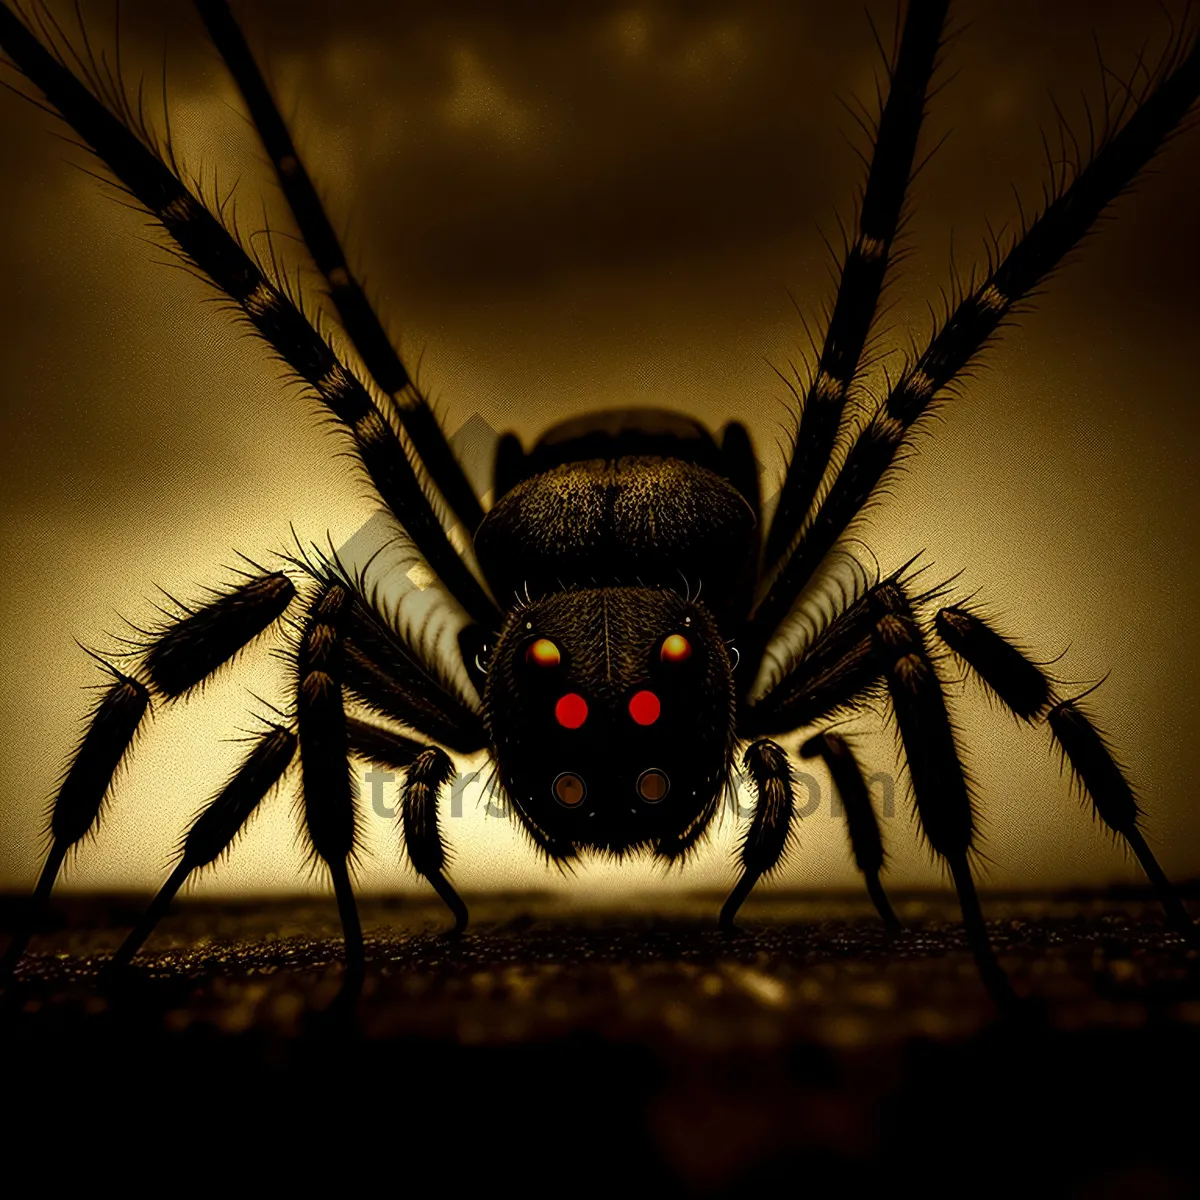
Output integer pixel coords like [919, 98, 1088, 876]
[144, 572, 295, 697]
[397, 746, 468, 930]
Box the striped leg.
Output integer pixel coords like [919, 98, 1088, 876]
[0, 8, 497, 628]
[936, 604, 1197, 943]
[763, 0, 949, 568]
[193, 0, 484, 539]
[750, 27, 1200, 659]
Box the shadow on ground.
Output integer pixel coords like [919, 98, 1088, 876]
[2, 889, 1198, 1195]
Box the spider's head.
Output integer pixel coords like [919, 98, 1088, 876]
[468, 587, 736, 860]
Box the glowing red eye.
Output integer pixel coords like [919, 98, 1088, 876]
[526, 638, 561, 668]
[555, 692, 589, 729]
[628, 689, 661, 726]
[660, 634, 692, 664]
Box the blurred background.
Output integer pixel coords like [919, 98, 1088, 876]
[0, 0, 1196, 900]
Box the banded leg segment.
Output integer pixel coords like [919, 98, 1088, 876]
[936, 604, 1196, 940]
[297, 584, 365, 992]
[801, 731, 902, 937]
[720, 739, 797, 927]
[0, 8, 497, 628]
[751, 30, 1200, 651]
[764, 0, 949, 568]
[871, 584, 1017, 1009]
[194, 0, 484, 538]
[0, 571, 296, 980]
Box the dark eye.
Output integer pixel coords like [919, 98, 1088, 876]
[628, 689, 661, 726]
[555, 692, 589, 729]
[660, 634, 692, 664]
[526, 638, 562, 668]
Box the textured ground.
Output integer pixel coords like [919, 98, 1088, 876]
[3, 889, 1199, 1195]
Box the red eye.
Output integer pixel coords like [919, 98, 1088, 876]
[526, 638, 561, 668]
[660, 634, 692, 664]
[555, 692, 589, 729]
[628, 689, 661, 726]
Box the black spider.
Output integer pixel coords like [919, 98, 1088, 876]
[1, 0, 1197, 1013]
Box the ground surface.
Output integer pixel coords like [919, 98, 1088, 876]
[3, 889, 1199, 1195]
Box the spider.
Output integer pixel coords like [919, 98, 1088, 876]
[0, 0, 1197, 1013]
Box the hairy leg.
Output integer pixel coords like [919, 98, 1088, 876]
[936, 603, 1196, 942]
[751, 26, 1200, 659]
[801, 731, 903, 937]
[0, 570, 297, 980]
[763, 0, 949, 568]
[0, 6, 497, 627]
[194, 0, 484, 538]
[720, 738, 796, 928]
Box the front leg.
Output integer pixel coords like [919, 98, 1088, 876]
[720, 739, 796, 928]
[401, 747, 469, 933]
[341, 722, 468, 932]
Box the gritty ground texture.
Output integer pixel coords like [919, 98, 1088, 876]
[3, 889, 1199, 1196]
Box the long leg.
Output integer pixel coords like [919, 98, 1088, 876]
[800, 731, 903, 937]
[108, 620, 477, 970]
[296, 583, 364, 997]
[111, 723, 297, 969]
[935, 603, 1197, 942]
[870, 583, 1017, 1010]
[738, 572, 1017, 1009]
[0, 7, 497, 628]
[763, 0, 949, 568]
[749, 28, 1200, 660]
[193, 0, 484, 539]
[0, 570, 297, 980]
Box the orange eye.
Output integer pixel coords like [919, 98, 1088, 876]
[660, 634, 692, 664]
[628, 689, 661, 726]
[526, 638, 562, 668]
[555, 693, 589, 729]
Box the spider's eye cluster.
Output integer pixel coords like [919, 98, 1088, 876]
[526, 638, 562, 668]
[555, 692, 589, 729]
[628, 689, 660, 726]
[659, 633, 692, 664]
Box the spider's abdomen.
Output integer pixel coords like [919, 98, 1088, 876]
[475, 409, 756, 612]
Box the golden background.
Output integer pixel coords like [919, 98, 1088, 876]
[0, 0, 1197, 899]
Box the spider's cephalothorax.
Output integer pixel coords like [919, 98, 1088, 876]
[1, 0, 1198, 1012]
[470, 412, 748, 861]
